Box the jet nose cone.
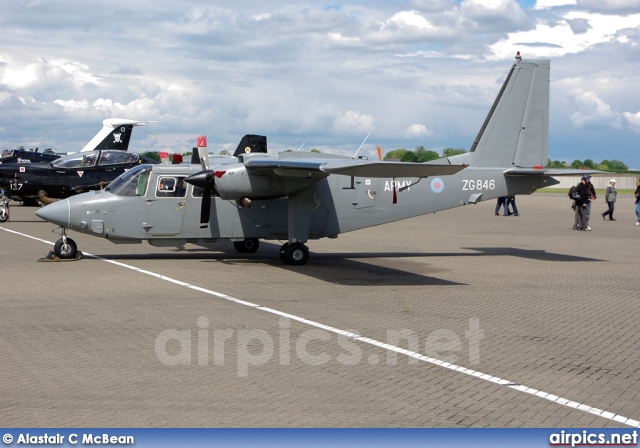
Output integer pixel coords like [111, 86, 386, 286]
[35, 199, 70, 227]
[185, 171, 213, 189]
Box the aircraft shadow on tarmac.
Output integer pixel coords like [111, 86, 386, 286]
[91, 244, 602, 287]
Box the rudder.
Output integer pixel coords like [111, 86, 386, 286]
[466, 57, 550, 169]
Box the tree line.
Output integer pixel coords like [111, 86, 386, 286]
[546, 158, 629, 171]
[383, 147, 467, 162]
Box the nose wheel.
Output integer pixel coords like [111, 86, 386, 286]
[279, 242, 309, 265]
[54, 228, 78, 259]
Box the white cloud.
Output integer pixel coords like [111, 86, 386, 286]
[54, 99, 89, 112]
[535, 0, 576, 8]
[405, 124, 432, 138]
[387, 11, 434, 31]
[622, 111, 640, 132]
[333, 111, 375, 135]
[491, 11, 640, 58]
[569, 89, 622, 129]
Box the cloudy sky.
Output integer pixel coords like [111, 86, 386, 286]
[1, 0, 640, 167]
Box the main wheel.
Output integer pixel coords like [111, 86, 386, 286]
[0, 209, 7, 223]
[54, 238, 77, 259]
[282, 242, 309, 266]
[279, 243, 290, 264]
[233, 238, 260, 253]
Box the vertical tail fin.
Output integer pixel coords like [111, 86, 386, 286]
[233, 134, 268, 157]
[465, 58, 549, 168]
[80, 118, 155, 152]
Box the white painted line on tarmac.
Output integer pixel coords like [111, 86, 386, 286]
[2, 225, 638, 428]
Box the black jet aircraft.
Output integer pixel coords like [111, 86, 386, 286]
[0, 118, 155, 203]
[0, 150, 159, 203]
[0, 118, 152, 166]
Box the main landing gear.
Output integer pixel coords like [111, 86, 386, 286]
[279, 242, 309, 266]
[0, 195, 9, 223]
[233, 238, 260, 253]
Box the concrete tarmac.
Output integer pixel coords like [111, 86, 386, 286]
[1, 194, 639, 428]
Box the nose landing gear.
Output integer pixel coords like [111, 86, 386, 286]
[51, 227, 82, 260]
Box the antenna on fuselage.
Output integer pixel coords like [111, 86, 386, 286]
[352, 132, 371, 159]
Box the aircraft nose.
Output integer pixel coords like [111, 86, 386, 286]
[35, 199, 70, 227]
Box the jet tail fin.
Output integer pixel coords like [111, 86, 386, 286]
[233, 135, 268, 157]
[80, 118, 155, 152]
[451, 57, 550, 169]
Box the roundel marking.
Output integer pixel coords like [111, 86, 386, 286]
[431, 177, 444, 193]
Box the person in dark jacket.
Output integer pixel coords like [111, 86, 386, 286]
[576, 176, 592, 231]
[585, 175, 597, 227]
[495, 196, 505, 216]
[602, 179, 617, 221]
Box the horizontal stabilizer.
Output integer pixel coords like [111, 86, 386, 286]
[246, 157, 465, 178]
[504, 168, 605, 176]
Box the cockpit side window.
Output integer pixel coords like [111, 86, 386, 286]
[52, 151, 98, 168]
[99, 151, 140, 166]
[156, 176, 187, 198]
[106, 165, 151, 197]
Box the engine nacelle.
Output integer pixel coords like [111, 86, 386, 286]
[209, 163, 314, 200]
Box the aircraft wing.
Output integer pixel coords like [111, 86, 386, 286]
[246, 158, 466, 178]
[503, 168, 606, 176]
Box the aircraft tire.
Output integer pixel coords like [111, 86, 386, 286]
[279, 243, 290, 264]
[0, 210, 7, 223]
[54, 238, 78, 260]
[283, 242, 309, 266]
[234, 238, 259, 254]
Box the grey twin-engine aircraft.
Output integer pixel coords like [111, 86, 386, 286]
[34, 56, 586, 265]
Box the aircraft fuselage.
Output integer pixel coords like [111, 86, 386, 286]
[36, 161, 558, 246]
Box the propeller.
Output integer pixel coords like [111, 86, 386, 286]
[195, 136, 211, 227]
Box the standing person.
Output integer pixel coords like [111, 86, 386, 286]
[495, 196, 505, 216]
[576, 176, 592, 231]
[585, 175, 596, 227]
[602, 179, 617, 221]
[635, 181, 640, 226]
[504, 195, 519, 216]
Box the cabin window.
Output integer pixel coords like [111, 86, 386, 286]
[156, 176, 187, 198]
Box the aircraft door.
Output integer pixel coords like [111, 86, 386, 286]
[144, 176, 188, 235]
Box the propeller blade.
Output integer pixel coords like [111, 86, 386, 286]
[200, 187, 211, 227]
[377, 146, 383, 161]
